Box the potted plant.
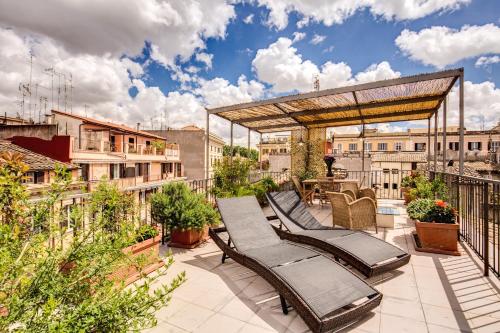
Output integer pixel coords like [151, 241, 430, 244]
[407, 198, 459, 254]
[323, 154, 335, 177]
[401, 172, 421, 204]
[151, 182, 219, 248]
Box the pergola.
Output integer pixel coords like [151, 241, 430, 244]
[205, 68, 465, 179]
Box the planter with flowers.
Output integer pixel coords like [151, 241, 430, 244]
[151, 182, 219, 249]
[407, 198, 460, 255]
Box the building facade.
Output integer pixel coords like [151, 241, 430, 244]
[4, 110, 184, 193]
[256, 135, 291, 161]
[147, 125, 225, 180]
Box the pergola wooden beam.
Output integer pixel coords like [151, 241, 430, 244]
[207, 68, 462, 115]
[235, 94, 445, 124]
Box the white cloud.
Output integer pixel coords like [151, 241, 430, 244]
[322, 45, 335, 53]
[252, 37, 400, 93]
[292, 31, 306, 43]
[243, 14, 254, 24]
[310, 34, 326, 45]
[396, 24, 500, 68]
[0, 0, 235, 68]
[255, 0, 469, 30]
[195, 52, 214, 69]
[475, 55, 500, 67]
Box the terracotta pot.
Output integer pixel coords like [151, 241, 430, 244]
[415, 220, 459, 252]
[170, 225, 209, 247]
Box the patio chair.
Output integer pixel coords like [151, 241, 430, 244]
[329, 191, 378, 233]
[292, 175, 314, 205]
[210, 196, 381, 333]
[266, 191, 410, 277]
[341, 182, 377, 205]
[317, 178, 335, 206]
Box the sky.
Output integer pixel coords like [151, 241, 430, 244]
[0, 0, 499, 145]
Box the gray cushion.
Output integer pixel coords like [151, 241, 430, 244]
[267, 191, 326, 231]
[326, 233, 406, 266]
[273, 256, 377, 318]
[295, 229, 357, 240]
[244, 242, 318, 268]
[217, 196, 281, 252]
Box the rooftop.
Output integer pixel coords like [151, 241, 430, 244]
[0, 140, 76, 171]
[51, 110, 166, 140]
[371, 152, 427, 163]
[147, 200, 500, 333]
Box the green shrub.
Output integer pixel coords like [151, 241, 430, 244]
[151, 182, 219, 231]
[135, 224, 159, 243]
[408, 175, 448, 201]
[407, 198, 435, 220]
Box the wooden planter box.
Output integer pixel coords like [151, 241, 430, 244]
[169, 226, 209, 249]
[108, 233, 164, 286]
[415, 220, 460, 255]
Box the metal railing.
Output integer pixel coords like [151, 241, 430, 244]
[431, 171, 500, 277]
[341, 170, 413, 200]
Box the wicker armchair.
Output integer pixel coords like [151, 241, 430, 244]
[292, 175, 314, 206]
[317, 178, 335, 206]
[327, 192, 378, 233]
[341, 182, 377, 206]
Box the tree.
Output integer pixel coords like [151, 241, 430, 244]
[0, 154, 184, 332]
[222, 145, 259, 162]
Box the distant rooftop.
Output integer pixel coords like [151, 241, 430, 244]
[371, 152, 427, 163]
[0, 140, 76, 171]
[51, 110, 165, 140]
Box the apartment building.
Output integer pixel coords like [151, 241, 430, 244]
[256, 134, 291, 161]
[330, 125, 500, 163]
[147, 125, 225, 180]
[5, 110, 183, 194]
[0, 140, 81, 197]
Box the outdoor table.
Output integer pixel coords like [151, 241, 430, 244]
[301, 178, 360, 198]
[376, 206, 400, 228]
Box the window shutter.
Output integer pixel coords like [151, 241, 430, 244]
[478, 142, 482, 150]
[468, 142, 472, 150]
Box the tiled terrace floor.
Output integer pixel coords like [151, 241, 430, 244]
[146, 200, 500, 333]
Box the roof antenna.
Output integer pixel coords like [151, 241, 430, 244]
[313, 74, 320, 92]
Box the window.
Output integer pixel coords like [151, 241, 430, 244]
[491, 141, 500, 152]
[394, 142, 402, 151]
[176, 163, 182, 177]
[364, 142, 372, 151]
[337, 143, 342, 151]
[449, 142, 459, 151]
[468, 142, 482, 151]
[262, 149, 269, 154]
[348, 143, 358, 151]
[415, 143, 426, 151]
[383, 168, 390, 173]
[109, 164, 120, 179]
[377, 143, 388, 151]
[79, 164, 89, 181]
[392, 183, 398, 190]
[437, 142, 441, 151]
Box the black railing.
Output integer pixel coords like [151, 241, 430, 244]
[431, 171, 500, 277]
[342, 170, 413, 200]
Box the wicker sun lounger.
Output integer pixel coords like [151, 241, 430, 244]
[266, 191, 410, 278]
[210, 196, 381, 333]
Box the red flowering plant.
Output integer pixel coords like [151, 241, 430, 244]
[424, 200, 456, 224]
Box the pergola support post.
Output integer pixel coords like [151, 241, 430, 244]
[361, 124, 365, 173]
[434, 111, 438, 171]
[230, 122, 234, 164]
[427, 118, 431, 171]
[247, 128, 250, 152]
[459, 71, 465, 175]
[443, 97, 447, 171]
[205, 110, 210, 181]
[259, 133, 262, 172]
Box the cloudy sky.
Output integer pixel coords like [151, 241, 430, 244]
[0, 0, 499, 144]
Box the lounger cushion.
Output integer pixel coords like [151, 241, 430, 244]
[268, 191, 326, 231]
[295, 229, 357, 240]
[244, 242, 318, 268]
[273, 256, 377, 318]
[326, 233, 406, 266]
[217, 196, 281, 252]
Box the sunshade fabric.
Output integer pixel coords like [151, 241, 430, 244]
[207, 69, 461, 133]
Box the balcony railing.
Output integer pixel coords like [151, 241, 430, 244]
[430, 171, 500, 277]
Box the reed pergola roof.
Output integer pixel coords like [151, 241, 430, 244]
[207, 68, 462, 133]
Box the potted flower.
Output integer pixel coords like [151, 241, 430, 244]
[407, 198, 459, 254]
[401, 172, 421, 204]
[323, 154, 336, 177]
[151, 182, 219, 248]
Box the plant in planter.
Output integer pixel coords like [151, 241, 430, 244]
[407, 198, 459, 254]
[250, 176, 279, 205]
[151, 182, 219, 248]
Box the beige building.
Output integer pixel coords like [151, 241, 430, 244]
[147, 125, 226, 180]
[256, 134, 291, 161]
[330, 124, 500, 164]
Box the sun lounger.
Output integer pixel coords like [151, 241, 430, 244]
[210, 196, 381, 333]
[266, 191, 410, 277]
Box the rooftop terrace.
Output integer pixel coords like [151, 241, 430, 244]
[146, 199, 500, 333]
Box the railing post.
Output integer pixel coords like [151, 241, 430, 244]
[483, 182, 489, 276]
